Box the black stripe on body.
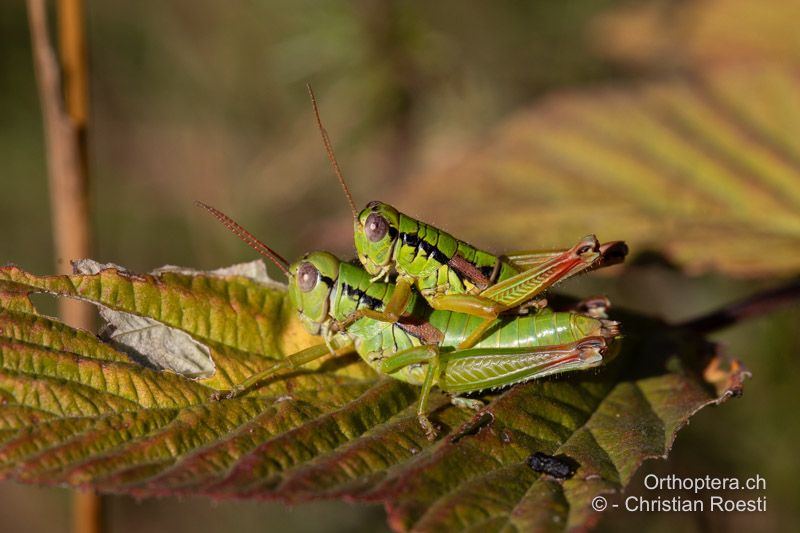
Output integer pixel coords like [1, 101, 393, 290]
[400, 231, 450, 265]
[341, 283, 384, 310]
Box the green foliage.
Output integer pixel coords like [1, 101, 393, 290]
[0, 261, 747, 532]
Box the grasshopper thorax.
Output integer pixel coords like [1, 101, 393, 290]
[288, 251, 340, 335]
[354, 201, 400, 277]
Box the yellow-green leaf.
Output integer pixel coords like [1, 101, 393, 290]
[398, 64, 800, 277]
[0, 262, 748, 532]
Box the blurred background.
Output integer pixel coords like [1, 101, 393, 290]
[1, 1, 798, 531]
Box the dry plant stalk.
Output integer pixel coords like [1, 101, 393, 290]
[26, 0, 99, 532]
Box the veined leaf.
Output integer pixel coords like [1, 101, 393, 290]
[398, 64, 800, 278]
[0, 261, 748, 532]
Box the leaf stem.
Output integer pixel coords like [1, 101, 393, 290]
[678, 279, 800, 334]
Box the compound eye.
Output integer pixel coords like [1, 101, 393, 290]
[365, 213, 389, 242]
[296, 262, 319, 292]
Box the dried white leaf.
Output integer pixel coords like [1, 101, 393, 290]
[98, 311, 214, 378]
[152, 260, 286, 289]
[72, 259, 215, 378]
[68, 259, 288, 379]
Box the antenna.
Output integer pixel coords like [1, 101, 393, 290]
[195, 201, 290, 276]
[306, 84, 358, 220]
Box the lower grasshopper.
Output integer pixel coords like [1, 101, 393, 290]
[198, 203, 620, 439]
[307, 87, 627, 349]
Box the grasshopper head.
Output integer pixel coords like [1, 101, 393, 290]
[354, 201, 400, 276]
[288, 251, 339, 335]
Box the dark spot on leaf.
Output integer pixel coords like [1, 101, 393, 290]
[526, 452, 580, 480]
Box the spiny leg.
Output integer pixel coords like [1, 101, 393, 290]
[458, 238, 622, 350]
[443, 237, 601, 350]
[379, 344, 441, 440]
[211, 343, 353, 400]
[504, 240, 627, 271]
[479, 235, 600, 309]
[439, 337, 608, 396]
[503, 249, 567, 269]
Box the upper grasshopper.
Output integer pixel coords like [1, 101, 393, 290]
[198, 203, 620, 440]
[307, 86, 628, 349]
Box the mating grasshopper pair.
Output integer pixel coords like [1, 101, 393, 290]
[199, 90, 625, 440]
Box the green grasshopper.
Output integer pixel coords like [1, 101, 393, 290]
[198, 203, 619, 440]
[307, 87, 627, 350]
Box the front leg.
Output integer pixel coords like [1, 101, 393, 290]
[211, 342, 354, 401]
[331, 276, 415, 332]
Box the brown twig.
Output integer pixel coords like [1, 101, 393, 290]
[57, 0, 90, 178]
[72, 491, 102, 533]
[678, 279, 800, 334]
[27, 0, 92, 281]
[26, 1, 100, 532]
